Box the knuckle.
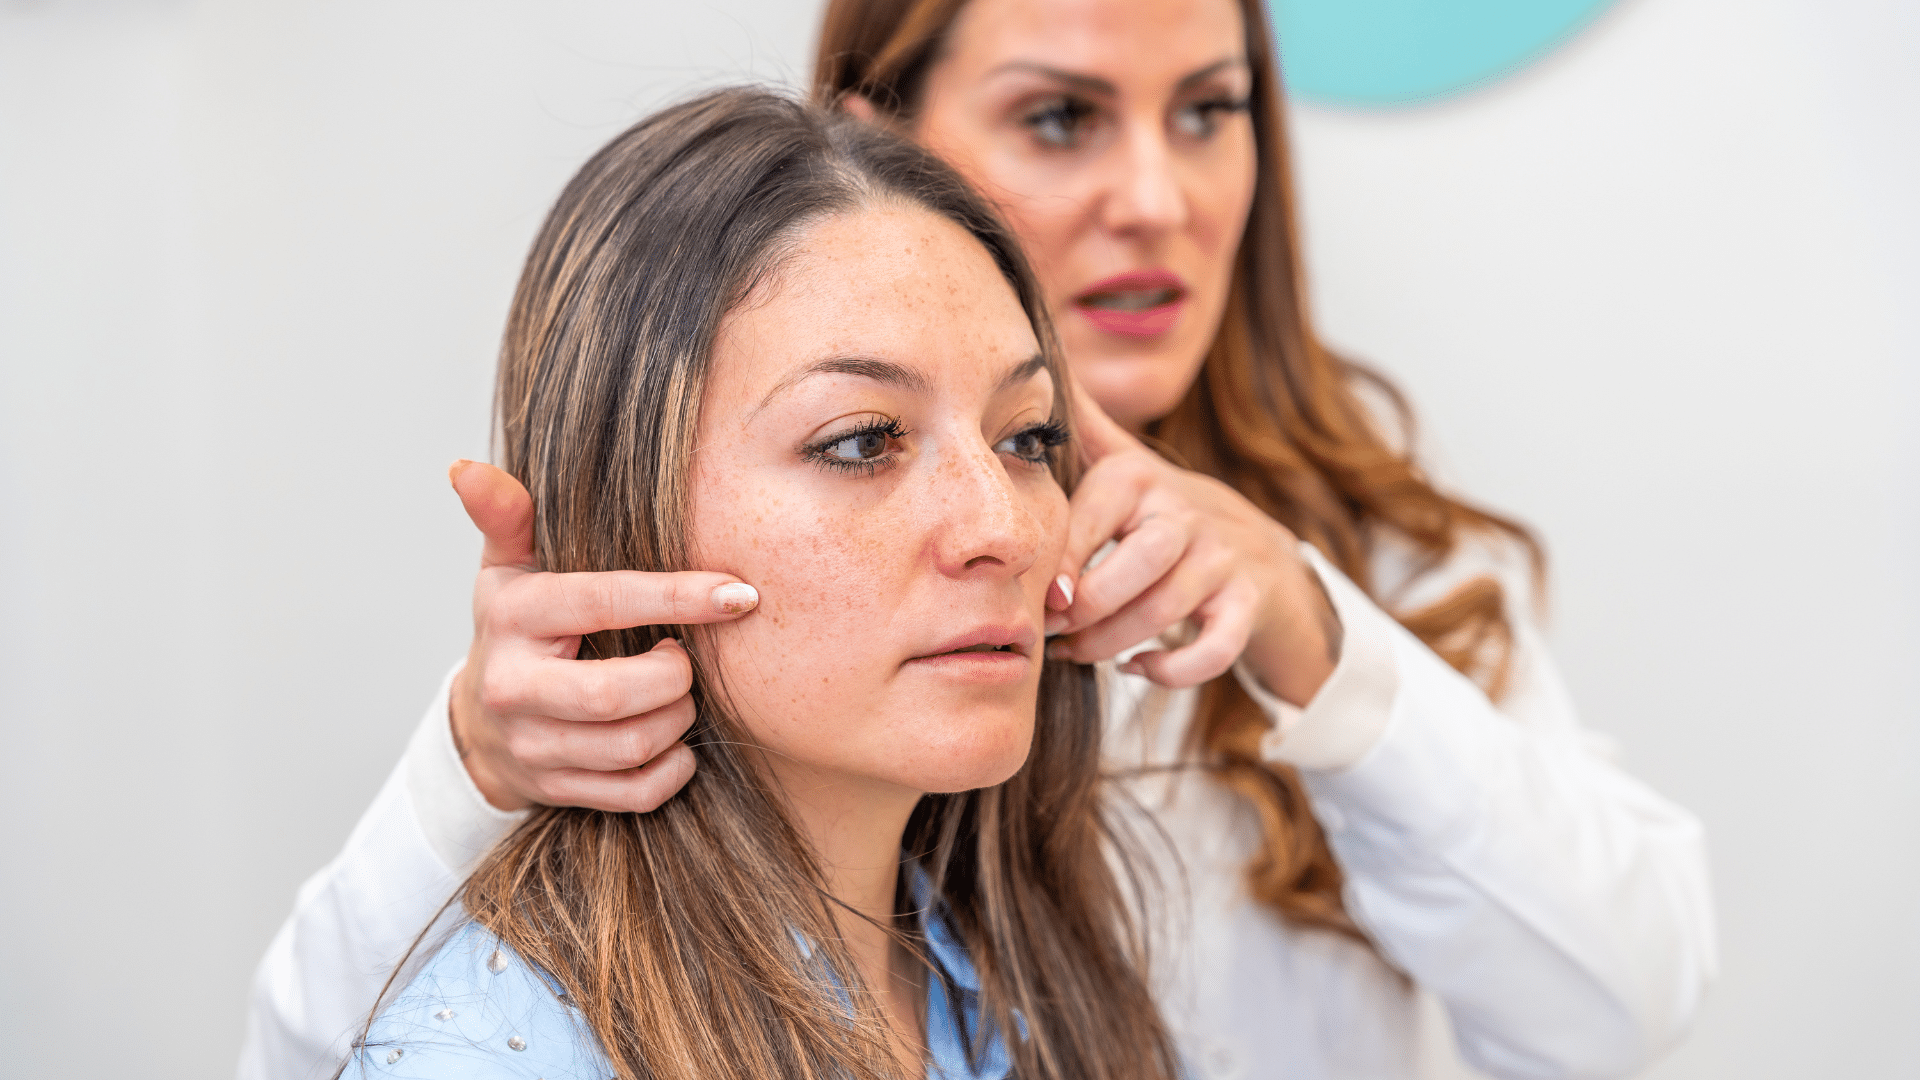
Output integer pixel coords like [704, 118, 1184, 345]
[478, 668, 521, 714]
[585, 577, 626, 626]
[664, 575, 698, 621]
[1132, 523, 1186, 567]
[614, 722, 665, 768]
[652, 649, 695, 696]
[502, 725, 547, 768]
[574, 670, 625, 720]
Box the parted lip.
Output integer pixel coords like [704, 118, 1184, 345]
[909, 623, 1037, 660]
[1073, 268, 1188, 307]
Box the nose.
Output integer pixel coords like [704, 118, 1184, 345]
[1099, 118, 1189, 238]
[926, 438, 1043, 581]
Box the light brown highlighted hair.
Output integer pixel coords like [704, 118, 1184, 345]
[461, 88, 1180, 1080]
[814, 0, 1544, 944]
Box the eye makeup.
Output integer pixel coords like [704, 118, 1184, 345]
[997, 418, 1070, 466]
[801, 416, 1071, 477]
[803, 416, 912, 476]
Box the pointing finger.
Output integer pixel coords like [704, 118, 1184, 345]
[1056, 457, 1155, 599]
[1067, 373, 1143, 466]
[501, 570, 760, 640]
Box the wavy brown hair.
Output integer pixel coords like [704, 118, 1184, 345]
[814, 0, 1544, 943]
[414, 88, 1181, 1080]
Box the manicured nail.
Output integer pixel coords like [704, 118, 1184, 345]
[1046, 641, 1073, 662]
[1044, 612, 1068, 636]
[1046, 574, 1075, 612]
[448, 458, 474, 484]
[711, 582, 759, 614]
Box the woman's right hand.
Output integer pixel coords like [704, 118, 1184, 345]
[446, 460, 759, 812]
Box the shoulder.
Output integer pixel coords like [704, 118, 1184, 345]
[1368, 525, 1542, 629]
[342, 921, 612, 1080]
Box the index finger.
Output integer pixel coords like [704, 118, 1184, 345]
[502, 569, 761, 639]
[1067, 373, 1142, 466]
[1057, 457, 1154, 587]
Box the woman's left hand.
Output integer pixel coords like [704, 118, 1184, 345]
[1046, 387, 1342, 704]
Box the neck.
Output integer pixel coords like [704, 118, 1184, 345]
[762, 755, 927, 1058]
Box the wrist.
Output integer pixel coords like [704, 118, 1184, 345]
[1242, 551, 1341, 707]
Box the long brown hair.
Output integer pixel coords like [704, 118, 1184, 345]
[460, 88, 1179, 1080]
[814, 0, 1543, 943]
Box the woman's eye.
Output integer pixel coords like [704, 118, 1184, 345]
[822, 430, 890, 462]
[996, 421, 1069, 465]
[1022, 96, 1097, 149]
[1173, 96, 1250, 140]
[807, 417, 909, 474]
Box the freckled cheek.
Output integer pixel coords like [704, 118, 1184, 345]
[1028, 485, 1070, 604]
[696, 482, 914, 729]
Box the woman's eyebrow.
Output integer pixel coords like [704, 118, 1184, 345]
[996, 354, 1049, 392]
[985, 58, 1247, 96]
[756, 354, 932, 412]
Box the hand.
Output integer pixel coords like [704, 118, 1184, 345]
[1044, 388, 1341, 704]
[446, 460, 760, 812]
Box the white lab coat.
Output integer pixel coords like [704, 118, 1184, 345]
[236, 541, 1714, 1080]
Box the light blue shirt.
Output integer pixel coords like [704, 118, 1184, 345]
[347, 875, 1012, 1080]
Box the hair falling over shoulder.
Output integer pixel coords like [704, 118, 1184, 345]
[456, 88, 1180, 1080]
[815, 0, 1544, 946]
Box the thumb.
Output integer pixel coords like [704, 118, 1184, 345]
[1067, 373, 1142, 466]
[450, 460, 535, 570]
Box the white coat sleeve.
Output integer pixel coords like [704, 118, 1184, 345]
[1234, 545, 1716, 1080]
[235, 663, 528, 1080]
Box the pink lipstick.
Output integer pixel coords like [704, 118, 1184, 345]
[1073, 269, 1188, 339]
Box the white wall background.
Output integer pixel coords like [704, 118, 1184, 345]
[0, 1, 1913, 1077]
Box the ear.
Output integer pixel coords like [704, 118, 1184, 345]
[840, 93, 880, 123]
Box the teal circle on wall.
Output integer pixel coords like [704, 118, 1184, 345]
[1272, 0, 1620, 106]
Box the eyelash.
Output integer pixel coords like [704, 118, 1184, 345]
[801, 418, 1071, 476]
[1001, 419, 1071, 466]
[1179, 95, 1252, 137]
[1020, 94, 1252, 148]
[804, 416, 912, 477]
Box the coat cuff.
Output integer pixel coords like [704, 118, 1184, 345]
[402, 660, 529, 875]
[1236, 543, 1401, 772]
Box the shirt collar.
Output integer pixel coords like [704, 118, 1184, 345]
[909, 867, 1013, 1080]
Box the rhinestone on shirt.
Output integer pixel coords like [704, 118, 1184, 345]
[487, 949, 509, 974]
[433, 1008, 455, 1021]
[385, 1049, 404, 1064]
[507, 1036, 527, 1052]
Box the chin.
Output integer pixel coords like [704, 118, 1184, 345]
[891, 712, 1035, 794]
[1071, 350, 1195, 429]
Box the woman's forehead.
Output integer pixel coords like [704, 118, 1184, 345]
[710, 206, 1043, 406]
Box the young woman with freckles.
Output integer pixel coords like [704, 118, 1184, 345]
[243, 2, 1715, 1080]
[334, 89, 1179, 1080]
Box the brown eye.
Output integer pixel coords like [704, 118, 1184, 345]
[807, 417, 911, 474]
[823, 430, 889, 462]
[1024, 96, 1097, 149]
[1173, 96, 1251, 140]
[995, 420, 1070, 465]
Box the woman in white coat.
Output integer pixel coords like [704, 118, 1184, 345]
[239, 0, 1714, 1077]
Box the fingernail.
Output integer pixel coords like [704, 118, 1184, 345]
[448, 458, 474, 484]
[1044, 612, 1068, 636]
[1118, 661, 1146, 677]
[1046, 641, 1073, 662]
[711, 582, 759, 614]
[1047, 573, 1075, 612]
